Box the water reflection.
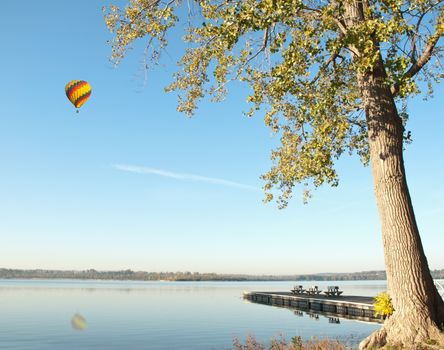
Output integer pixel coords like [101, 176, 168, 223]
[308, 313, 320, 321]
[244, 292, 384, 324]
[329, 317, 341, 324]
[71, 313, 87, 330]
[0, 280, 385, 350]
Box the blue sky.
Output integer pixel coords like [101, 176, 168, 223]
[1, 1, 443, 275]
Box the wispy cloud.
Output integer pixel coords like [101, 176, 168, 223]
[112, 164, 260, 191]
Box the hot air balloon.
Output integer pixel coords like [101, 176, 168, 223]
[65, 80, 92, 112]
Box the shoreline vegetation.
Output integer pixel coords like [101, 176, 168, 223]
[232, 336, 348, 350]
[1, 268, 443, 282]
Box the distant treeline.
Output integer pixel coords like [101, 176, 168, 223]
[1, 268, 443, 281]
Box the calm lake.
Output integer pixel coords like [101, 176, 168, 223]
[0, 279, 390, 349]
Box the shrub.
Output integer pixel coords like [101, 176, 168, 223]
[232, 335, 347, 349]
[373, 291, 394, 318]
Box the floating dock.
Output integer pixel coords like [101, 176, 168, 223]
[243, 291, 383, 323]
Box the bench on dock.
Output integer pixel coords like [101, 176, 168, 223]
[291, 285, 305, 294]
[291, 286, 322, 295]
[307, 285, 322, 295]
[291, 285, 323, 295]
[324, 286, 343, 297]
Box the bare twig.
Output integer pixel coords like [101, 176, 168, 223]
[391, 15, 444, 95]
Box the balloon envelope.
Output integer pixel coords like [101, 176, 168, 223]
[65, 80, 92, 108]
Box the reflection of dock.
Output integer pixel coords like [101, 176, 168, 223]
[243, 291, 383, 323]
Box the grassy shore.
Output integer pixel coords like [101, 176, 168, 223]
[232, 336, 348, 350]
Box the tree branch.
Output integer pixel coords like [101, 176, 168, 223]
[210, 26, 270, 96]
[301, 5, 348, 35]
[310, 50, 341, 85]
[391, 16, 444, 95]
[247, 26, 270, 62]
[409, 12, 426, 64]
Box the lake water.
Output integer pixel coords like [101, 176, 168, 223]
[0, 279, 388, 349]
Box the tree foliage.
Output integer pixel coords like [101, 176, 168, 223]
[104, 3, 444, 348]
[104, 0, 443, 207]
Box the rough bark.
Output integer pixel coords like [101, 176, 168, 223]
[342, 1, 444, 348]
[357, 58, 444, 349]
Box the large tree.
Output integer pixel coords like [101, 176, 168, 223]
[104, 0, 444, 348]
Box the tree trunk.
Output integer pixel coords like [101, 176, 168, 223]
[342, 2, 444, 348]
[356, 45, 444, 350]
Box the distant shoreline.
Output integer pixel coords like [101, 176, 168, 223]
[1, 268, 443, 282]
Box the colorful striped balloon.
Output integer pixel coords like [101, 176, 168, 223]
[65, 80, 92, 109]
